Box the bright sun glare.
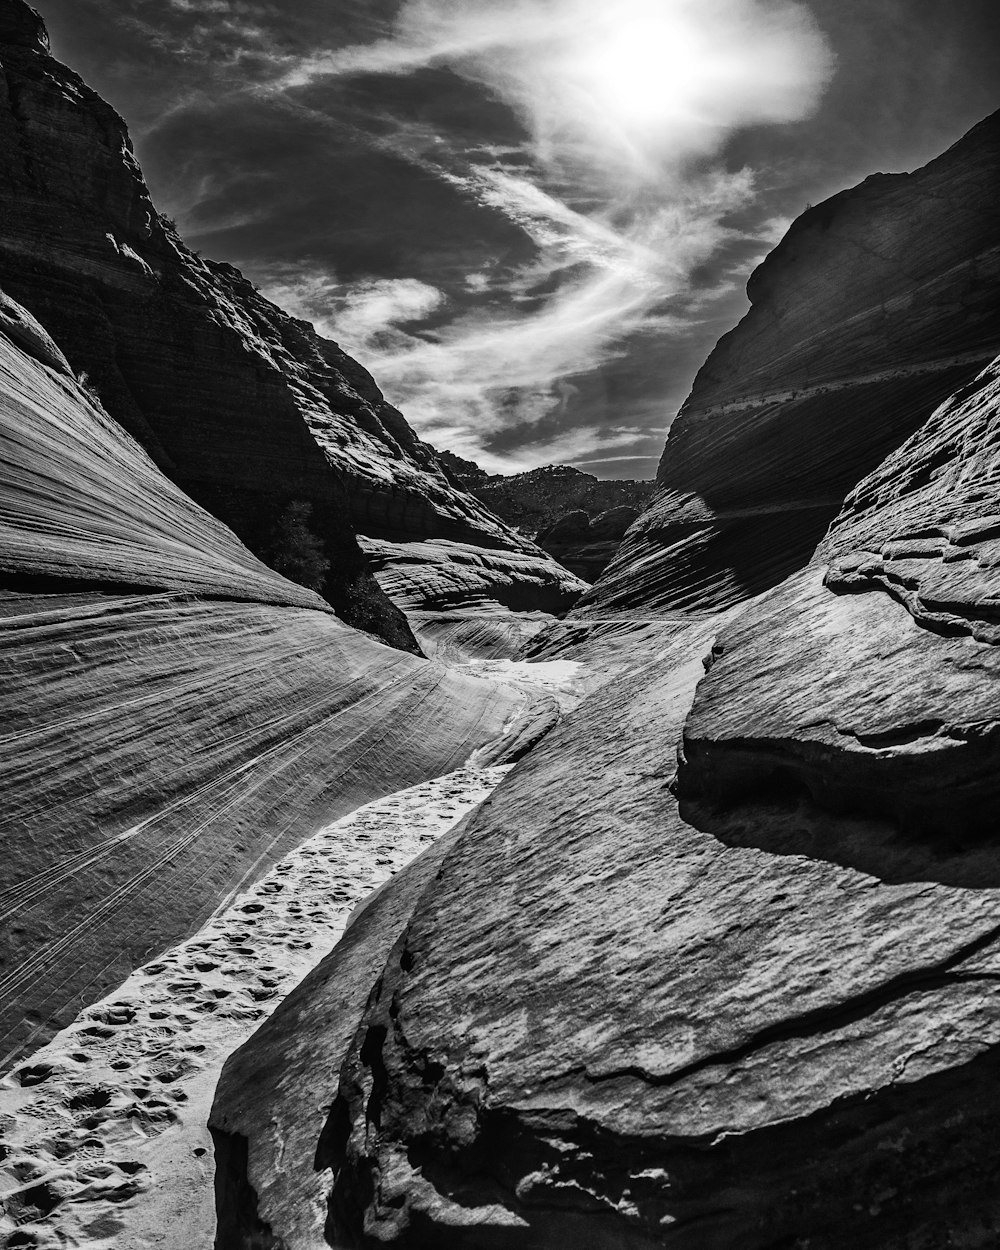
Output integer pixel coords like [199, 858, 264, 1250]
[573, 13, 705, 128]
[455, 0, 834, 175]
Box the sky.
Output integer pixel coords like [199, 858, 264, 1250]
[38, 0, 1000, 478]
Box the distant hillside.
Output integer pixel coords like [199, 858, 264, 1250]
[436, 455, 656, 582]
[439, 455, 655, 536]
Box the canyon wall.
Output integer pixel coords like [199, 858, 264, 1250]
[581, 109, 1000, 615]
[0, 289, 529, 1067]
[212, 115, 1000, 1248]
[0, 2, 582, 653]
[215, 362, 1000, 1250]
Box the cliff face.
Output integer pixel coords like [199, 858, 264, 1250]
[0, 1, 582, 650]
[0, 286, 529, 1065]
[211, 116, 1000, 1249]
[582, 109, 1000, 615]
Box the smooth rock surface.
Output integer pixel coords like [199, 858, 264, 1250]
[360, 537, 581, 615]
[582, 109, 1000, 616]
[0, 0, 582, 646]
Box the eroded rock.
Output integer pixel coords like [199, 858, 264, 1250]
[211, 117, 1000, 1248]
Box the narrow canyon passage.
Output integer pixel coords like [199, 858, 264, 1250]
[0, 762, 515, 1250]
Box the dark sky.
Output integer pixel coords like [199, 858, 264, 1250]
[38, 0, 1000, 478]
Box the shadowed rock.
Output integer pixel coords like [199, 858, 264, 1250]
[581, 109, 1000, 616]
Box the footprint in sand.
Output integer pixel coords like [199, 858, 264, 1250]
[0, 765, 512, 1248]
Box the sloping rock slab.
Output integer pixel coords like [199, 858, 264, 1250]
[266, 617, 1000, 1248]
[825, 357, 1000, 642]
[361, 537, 584, 615]
[678, 355, 1000, 841]
[0, 310, 323, 605]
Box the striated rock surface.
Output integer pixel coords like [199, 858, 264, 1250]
[359, 537, 583, 615]
[0, 0, 582, 647]
[0, 294, 527, 1066]
[583, 109, 1000, 615]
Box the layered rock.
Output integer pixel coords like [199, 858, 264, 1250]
[583, 109, 1000, 615]
[677, 355, 1000, 843]
[0, 292, 528, 1065]
[0, 0, 582, 649]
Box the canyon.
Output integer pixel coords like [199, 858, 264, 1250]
[1, 1, 999, 1247]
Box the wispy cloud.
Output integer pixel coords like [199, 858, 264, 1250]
[254, 0, 833, 470]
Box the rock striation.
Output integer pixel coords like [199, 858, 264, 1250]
[0, 0, 582, 649]
[582, 109, 1000, 615]
[0, 291, 528, 1066]
[212, 115, 1000, 1249]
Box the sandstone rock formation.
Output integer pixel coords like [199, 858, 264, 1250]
[212, 114, 1000, 1249]
[678, 356, 1000, 844]
[0, 0, 582, 650]
[0, 290, 529, 1066]
[582, 109, 1000, 615]
[214, 357, 1000, 1250]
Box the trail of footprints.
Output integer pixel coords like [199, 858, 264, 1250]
[0, 765, 510, 1249]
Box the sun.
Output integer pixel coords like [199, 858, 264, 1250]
[572, 11, 707, 129]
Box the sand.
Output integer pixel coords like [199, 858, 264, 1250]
[0, 765, 511, 1250]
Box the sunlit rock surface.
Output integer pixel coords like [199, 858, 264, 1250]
[582, 109, 1000, 616]
[0, 0, 581, 647]
[407, 612, 555, 663]
[0, 298, 526, 1067]
[360, 537, 582, 615]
